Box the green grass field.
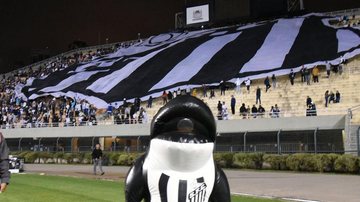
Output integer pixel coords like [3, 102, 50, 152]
[0, 174, 282, 202]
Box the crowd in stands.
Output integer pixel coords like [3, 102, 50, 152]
[108, 98, 149, 124]
[332, 15, 360, 27]
[0, 35, 349, 128]
[0, 47, 120, 129]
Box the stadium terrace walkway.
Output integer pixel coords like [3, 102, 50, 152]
[24, 164, 360, 202]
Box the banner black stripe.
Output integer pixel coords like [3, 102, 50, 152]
[189, 22, 276, 84]
[281, 16, 339, 68]
[103, 32, 218, 101]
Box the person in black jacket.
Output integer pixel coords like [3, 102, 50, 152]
[264, 76, 271, 92]
[289, 69, 296, 85]
[0, 133, 10, 193]
[92, 144, 104, 175]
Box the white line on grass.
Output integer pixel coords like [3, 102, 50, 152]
[232, 192, 320, 202]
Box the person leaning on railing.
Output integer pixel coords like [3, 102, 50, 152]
[0, 133, 10, 193]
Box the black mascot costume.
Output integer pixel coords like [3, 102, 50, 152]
[125, 95, 231, 202]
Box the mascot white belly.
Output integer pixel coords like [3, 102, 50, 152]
[144, 139, 215, 202]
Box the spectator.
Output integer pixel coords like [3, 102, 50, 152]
[217, 101, 222, 113]
[235, 77, 241, 94]
[147, 96, 153, 108]
[139, 107, 148, 124]
[258, 105, 265, 118]
[300, 65, 305, 82]
[335, 90, 341, 103]
[176, 88, 181, 96]
[329, 91, 335, 103]
[312, 66, 319, 83]
[270, 106, 276, 118]
[230, 95, 236, 115]
[306, 96, 312, 107]
[256, 87, 261, 105]
[325, 90, 329, 107]
[289, 69, 295, 85]
[106, 103, 113, 116]
[0, 133, 10, 192]
[304, 68, 311, 85]
[167, 91, 173, 100]
[239, 103, 247, 119]
[326, 61, 331, 78]
[202, 84, 208, 97]
[246, 105, 251, 119]
[264, 76, 271, 92]
[210, 89, 215, 99]
[134, 97, 141, 111]
[191, 88, 197, 97]
[186, 86, 191, 95]
[162, 91, 168, 105]
[221, 102, 229, 120]
[173, 91, 177, 99]
[271, 74, 277, 89]
[251, 105, 258, 118]
[245, 78, 251, 93]
[274, 104, 280, 118]
[338, 62, 343, 75]
[220, 80, 226, 96]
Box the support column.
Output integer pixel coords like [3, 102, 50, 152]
[56, 137, 60, 152]
[137, 136, 141, 152]
[91, 137, 96, 150]
[314, 128, 318, 154]
[18, 138, 22, 152]
[38, 138, 42, 152]
[277, 130, 281, 155]
[243, 132, 247, 152]
[357, 127, 360, 157]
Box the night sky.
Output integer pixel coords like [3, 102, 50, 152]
[0, 0, 184, 73]
[1, 0, 360, 74]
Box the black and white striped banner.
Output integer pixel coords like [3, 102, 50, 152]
[20, 14, 360, 108]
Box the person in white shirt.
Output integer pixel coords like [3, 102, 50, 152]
[221, 102, 229, 120]
[326, 61, 331, 78]
[235, 77, 241, 94]
[245, 78, 251, 93]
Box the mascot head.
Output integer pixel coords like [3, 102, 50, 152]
[150, 95, 216, 144]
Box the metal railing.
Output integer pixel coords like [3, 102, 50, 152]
[10, 143, 345, 154]
[324, 7, 360, 17]
[215, 143, 344, 154]
[0, 118, 150, 130]
[219, 108, 347, 120]
[0, 108, 347, 130]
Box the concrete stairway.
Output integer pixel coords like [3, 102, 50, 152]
[141, 56, 360, 123]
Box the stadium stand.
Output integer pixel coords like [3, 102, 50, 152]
[141, 58, 360, 123]
[1, 11, 360, 154]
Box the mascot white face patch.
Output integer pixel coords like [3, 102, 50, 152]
[143, 139, 215, 202]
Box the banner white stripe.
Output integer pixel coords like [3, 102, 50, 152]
[240, 18, 304, 73]
[40, 70, 108, 93]
[337, 29, 360, 52]
[150, 32, 241, 91]
[86, 30, 216, 94]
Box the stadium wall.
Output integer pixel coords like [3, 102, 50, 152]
[1, 115, 345, 139]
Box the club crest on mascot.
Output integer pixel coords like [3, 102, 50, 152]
[125, 95, 231, 202]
